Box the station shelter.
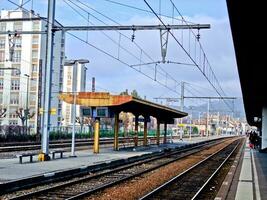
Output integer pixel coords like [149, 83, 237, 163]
[59, 92, 187, 153]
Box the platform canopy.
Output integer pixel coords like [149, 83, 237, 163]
[59, 92, 187, 123]
[226, 0, 266, 126]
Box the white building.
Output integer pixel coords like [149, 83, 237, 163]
[61, 60, 87, 126]
[0, 9, 65, 133]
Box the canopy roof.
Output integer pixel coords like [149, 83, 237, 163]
[227, 0, 266, 126]
[59, 92, 187, 123]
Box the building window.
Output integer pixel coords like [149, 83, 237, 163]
[0, 23, 6, 31]
[12, 51, 21, 62]
[14, 37, 22, 48]
[13, 22, 22, 31]
[0, 38, 5, 48]
[10, 94, 19, 104]
[9, 120, 18, 125]
[32, 64, 38, 72]
[11, 68, 20, 76]
[0, 51, 5, 62]
[32, 36, 39, 44]
[32, 21, 39, 31]
[32, 50, 38, 58]
[0, 79, 3, 90]
[11, 79, 20, 90]
[0, 69, 4, 76]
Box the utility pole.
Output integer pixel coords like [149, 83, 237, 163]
[217, 111, 220, 135]
[24, 74, 30, 135]
[71, 62, 78, 157]
[207, 99, 210, 137]
[41, 0, 56, 160]
[180, 81, 184, 111]
[65, 59, 89, 157]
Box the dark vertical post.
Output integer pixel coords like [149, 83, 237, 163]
[134, 115, 139, 146]
[164, 122, 167, 144]
[156, 119, 160, 145]
[143, 116, 148, 146]
[114, 113, 119, 151]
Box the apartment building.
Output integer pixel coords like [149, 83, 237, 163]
[61, 60, 87, 126]
[0, 9, 65, 132]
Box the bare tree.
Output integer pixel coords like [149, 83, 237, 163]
[0, 108, 7, 118]
[84, 117, 94, 137]
[16, 108, 35, 134]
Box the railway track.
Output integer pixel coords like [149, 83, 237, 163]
[2, 137, 229, 200]
[140, 138, 243, 200]
[0, 136, 163, 153]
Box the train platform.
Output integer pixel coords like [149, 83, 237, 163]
[216, 138, 267, 200]
[0, 135, 226, 184]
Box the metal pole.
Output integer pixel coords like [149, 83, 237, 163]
[25, 74, 30, 135]
[41, 0, 55, 159]
[180, 81, 184, 111]
[198, 112, 201, 136]
[207, 99, 210, 137]
[217, 112, 220, 135]
[134, 115, 139, 147]
[189, 108, 192, 140]
[143, 116, 148, 146]
[156, 119, 160, 145]
[114, 113, 119, 151]
[71, 62, 78, 157]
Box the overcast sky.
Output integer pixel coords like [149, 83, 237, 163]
[2, 0, 242, 111]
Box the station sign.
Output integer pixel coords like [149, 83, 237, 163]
[94, 107, 109, 118]
[82, 108, 92, 116]
[81, 107, 111, 118]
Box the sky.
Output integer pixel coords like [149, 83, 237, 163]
[1, 0, 243, 113]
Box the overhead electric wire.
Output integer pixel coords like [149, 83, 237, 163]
[100, 0, 196, 24]
[64, 0, 182, 95]
[143, 0, 234, 112]
[70, 0, 182, 85]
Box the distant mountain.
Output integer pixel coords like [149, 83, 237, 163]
[171, 97, 246, 120]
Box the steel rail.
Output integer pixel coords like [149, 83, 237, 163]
[139, 138, 241, 200]
[0, 136, 164, 153]
[191, 139, 242, 199]
[7, 138, 227, 200]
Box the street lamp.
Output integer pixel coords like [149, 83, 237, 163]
[24, 74, 30, 135]
[65, 59, 89, 157]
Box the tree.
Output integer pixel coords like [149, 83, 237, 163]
[84, 117, 94, 137]
[16, 108, 35, 134]
[120, 89, 129, 95]
[76, 117, 84, 133]
[131, 89, 141, 98]
[120, 112, 131, 137]
[120, 89, 141, 99]
[0, 108, 7, 118]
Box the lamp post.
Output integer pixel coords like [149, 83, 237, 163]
[65, 59, 89, 157]
[24, 74, 30, 134]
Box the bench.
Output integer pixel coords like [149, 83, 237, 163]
[50, 150, 65, 159]
[17, 153, 37, 164]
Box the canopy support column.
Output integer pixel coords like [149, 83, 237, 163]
[143, 116, 149, 146]
[114, 112, 119, 151]
[134, 115, 139, 147]
[164, 122, 167, 144]
[93, 118, 100, 153]
[156, 119, 160, 145]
